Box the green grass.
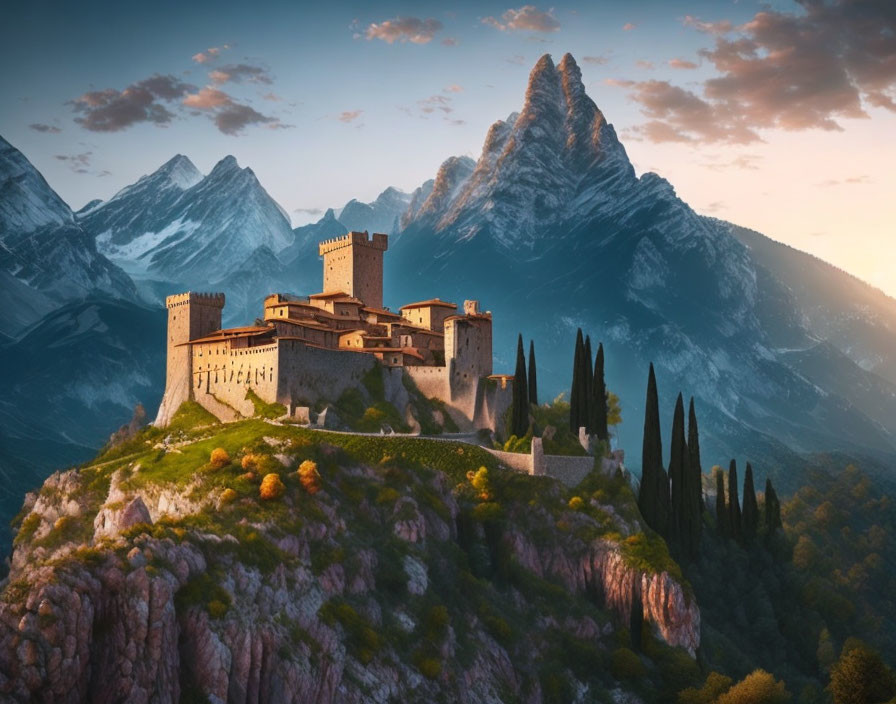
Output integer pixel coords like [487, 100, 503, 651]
[246, 389, 286, 419]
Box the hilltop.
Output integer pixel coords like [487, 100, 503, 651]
[0, 404, 698, 703]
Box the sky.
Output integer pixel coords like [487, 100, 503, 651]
[2, 0, 894, 296]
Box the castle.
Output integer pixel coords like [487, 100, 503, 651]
[155, 231, 512, 431]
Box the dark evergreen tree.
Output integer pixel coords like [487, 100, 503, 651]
[592, 343, 609, 442]
[728, 460, 743, 543]
[510, 334, 529, 437]
[527, 340, 538, 407]
[630, 583, 644, 652]
[687, 397, 704, 511]
[668, 393, 688, 552]
[715, 468, 729, 538]
[765, 477, 782, 536]
[569, 329, 584, 433]
[583, 335, 594, 434]
[637, 363, 668, 537]
[742, 462, 759, 543]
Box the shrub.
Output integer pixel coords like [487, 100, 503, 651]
[467, 466, 492, 500]
[241, 453, 260, 470]
[414, 654, 442, 680]
[210, 448, 231, 469]
[568, 496, 584, 511]
[716, 670, 791, 704]
[259, 473, 286, 500]
[298, 460, 321, 494]
[207, 599, 229, 619]
[220, 488, 238, 504]
[610, 647, 645, 680]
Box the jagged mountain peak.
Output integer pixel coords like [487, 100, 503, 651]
[207, 154, 242, 178]
[155, 154, 202, 188]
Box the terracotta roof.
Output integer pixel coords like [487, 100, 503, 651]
[400, 328, 444, 337]
[266, 302, 341, 321]
[277, 318, 335, 331]
[399, 298, 457, 311]
[368, 347, 426, 361]
[362, 306, 402, 319]
[332, 296, 364, 305]
[183, 327, 273, 345]
[338, 329, 367, 337]
[309, 291, 351, 300]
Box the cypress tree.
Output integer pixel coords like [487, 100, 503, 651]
[630, 582, 644, 652]
[687, 397, 704, 512]
[592, 343, 609, 442]
[583, 335, 594, 434]
[742, 463, 759, 543]
[528, 340, 538, 407]
[715, 468, 729, 538]
[638, 363, 668, 537]
[765, 477, 782, 536]
[570, 329, 584, 433]
[511, 334, 528, 437]
[728, 460, 742, 543]
[668, 393, 688, 553]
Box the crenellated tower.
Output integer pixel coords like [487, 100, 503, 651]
[155, 292, 225, 426]
[318, 231, 388, 309]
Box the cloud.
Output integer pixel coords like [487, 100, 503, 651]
[682, 16, 733, 36]
[443, 84, 463, 93]
[294, 207, 323, 216]
[192, 45, 229, 63]
[364, 16, 443, 44]
[582, 55, 610, 65]
[606, 78, 761, 143]
[703, 201, 727, 213]
[209, 63, 272, 85]
[338, 110, 363, 123]
[668, 58, 698, 70]
[483, 6, 560, 33]
[817, 174, 872, 186]
[418, 94, 453, 114]
[702, 154, 762, 171]
[29, 123, 61, 133]
[69, 74, 195, 132]
[54, 151, 92, 173]
[622, 23, 636, 31]
[441, 37, 458, 47]
[262, 92, 282, 102]
[612, 0, 896, 144]
[446, 118, 466, 126]
[507, 55, 527, 65]
[183, 85, 289, 135]
[636, 60, 654, 70]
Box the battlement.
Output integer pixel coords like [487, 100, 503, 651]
[318, 231, 388, 256]
[166, 292, 226, 309]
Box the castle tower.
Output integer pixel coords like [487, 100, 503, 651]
[155, 292, 225, 426]
[318, 231, 388, 309]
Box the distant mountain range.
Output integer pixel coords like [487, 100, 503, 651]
[2, 52, 896, 555]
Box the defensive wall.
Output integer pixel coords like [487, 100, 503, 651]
[484, 438, 625, 488]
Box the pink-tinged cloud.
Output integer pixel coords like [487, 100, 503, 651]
[482, 6, 560, 33]
[682, 16, 733, 35]
[612, 0, 896, 144]
[443, 84, 463, 93]
[702, 154, 762, 171]
[29, 123, 61, 133]
[69, 74, 195, 132]
[622, 23, 636, 31]
[418, 94, 453, 114]
[582, 55, 610, 65]
[668, 58, 698, 70]
[338, 110, 363, 123]
[441, 37, 458, 47]
[209, 64, 272, 85]
[192, 45, 229, 64]
[364, 17, 443, 44]
[182, 86, 289, 135]
[636, 60, 654, 70]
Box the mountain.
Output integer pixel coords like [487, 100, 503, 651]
[390, 53, 896, 489]
[0, 135, 138, 337]
[0, 412, 697, 700]
[0, 297, 165, 555]
[80, 155, 293, 285]
[336, 186, 412, 235]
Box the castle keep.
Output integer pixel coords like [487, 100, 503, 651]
[155, 231, 511, 430]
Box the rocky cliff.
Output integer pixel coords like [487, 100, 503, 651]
[0, 411, 697, 702]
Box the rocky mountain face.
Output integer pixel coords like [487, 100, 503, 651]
[389, 54, 896, 488]
[0, 417, 695, 702]
[81, 155, 294, 286]
[336, 186, 412, 235]
[0, 136, 138, 337]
